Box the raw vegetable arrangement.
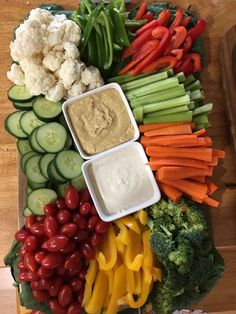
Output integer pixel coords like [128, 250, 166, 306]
[4, 1, 225, 314]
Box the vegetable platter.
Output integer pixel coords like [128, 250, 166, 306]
[1, 0, 236, 313]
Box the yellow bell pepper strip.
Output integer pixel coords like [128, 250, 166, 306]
[96, 225, 117, 271]
[134, 269, 142, 295]
[82, 260, 98, 306]
[142, 229, 153, 284]
[124, 229, 143, 271]
[114, 220, 129, 246]
[118, 215, 141, 234]
[84, 270, 108, 314]
[152, 267, 162, 282]
[116, 238, 125, 254]
[126, 268, 135, 295]
[105, 269, 113, 296]
[104, 264, 127, 314]
[126, 276, 151, 308]
[134, 209, 148, 225]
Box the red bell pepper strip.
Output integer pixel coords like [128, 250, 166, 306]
[181, 16, 191, 28]
[135, 19, 160, 37]
[157, 9, 171, 26]
[132, 39, 160, 62]
[142, 56, 177, 73]
[181, 35, 192, 55]
[169, 8, 183, 35]
[188, 19, 206, 44]
[134, 2, 148, 20]
[171, 49, 184, 61]
[174, 58, 194, 76]
[164, 26, 187, 54]
[119, 60, 139, 75]
[184, 53, 202, 72]
[142, 11, 154, 22]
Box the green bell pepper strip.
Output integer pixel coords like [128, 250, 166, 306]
[96, 32, 105, 68]
[81, 0, 96, 14]
[88, 30, 98, 66]
[71, 10, 86, 30]
[98, 10, 113, 70]
[113, 8, 130, 48]
[125, 19, 147, 28]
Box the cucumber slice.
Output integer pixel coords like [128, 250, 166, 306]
[39, 153, 55, 180]
[28, 180, 48, 190]
[27, 188, 57, 215]
[25, 155, 48, 184]
[33, 96, 62, 121]
[20, 110, 45, 135]
[71, 174, 87, 192]
[23, 207, 33, 217]
[21, 151, 39, 173]
[5, 111, 28, 139]
[8, 85, 34, 103]
[29, 128, 46, 153]
[13, 99, 34, 111]
[55, 150, 83, 180]
[58, 113, 69, 130]
[64, 134, 73, 150]
[26, 185, 33, 194]
[17, 139, 32, 155]
[48, 160, 67, 184]
[56, 181, 70, 198]
[36, 122, 67, 153]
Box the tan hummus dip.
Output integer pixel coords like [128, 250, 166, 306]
[67, 88, 135, 155]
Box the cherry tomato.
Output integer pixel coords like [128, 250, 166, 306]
[25, 215, 37, 230]
[64, 251, 82, 270]
[56, 265, 66, 276]
[87, 216, 100, 232]
[39, 278, 52, 289]
[30, 223, 45, 237]
[44, 216, 59, 237]
[49, 298, 66, 314]
[57, 210, 71, 225]
[80, 242, 95, 260]
[80, 188, 91, 204]
[15, 229, 30, 243]
[25, 235, 39, 251]
[74, 230, 89, 243]
[44, 204, 57, 216]
[79, 266, 88, 281]
[90, 232, 103, 247]
[18, 272, 28, 283]
[19, 244, 27, 258]
[79, 202, 91, 216]
[26, 271, 39, 282]
[35, 250, 47, 264]
[58, 284, 73, 307]
[77, 287, 85, 304]
[30, 310, 43, 314]
[69, 278, 83, 292]
[32, 289, 50, 302]
[49, 277, 64, 297]
[55, 198, 66, 210]
[30, 281, 43, 291]
[67, 266, 82, 278]
[24, 252, 38, 272]
[36, 216, 45, 223]
[42, 253, 65, 269]
[17, 260, 27, 271]
[65, 186, 80, 210]
[73, 214, 87, 230]
[44, 235, 69, 252]
[37, 266, 55, 279]
[90, 204, 98, 216]
[67, 302, 83, 314]
[59, 240, 77, 255]
[95, 221, 111, 234]
[59, 223, 77, 237]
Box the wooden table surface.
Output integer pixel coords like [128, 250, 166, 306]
[0, 0, 236, 312]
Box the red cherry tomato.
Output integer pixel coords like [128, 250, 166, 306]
[42, 253, 65, 269]
[30, 310, 43, 314]
[80, 242, 95, 260]
[79, 202, 91, 216]
[44, 216, 59, 237]
[49, 277, 64, 297]
[44, 203, 57, 216]
[24, 252, 38, 272]
[67, 302, 83, 314]
[39, 278, 52, 289]
[17, 260, 27, 271]
[79, 266, 88, 281]
[30, 223, 45, 237]
[36, 216, 45, 223]
[65, 186, 80, 210]
[64, 251, 82, 270]
[55, 198, 66, 210]
[56, 265, 66, 276]
[77, 287, 85, 304]
[15, 229, 30, 243]
[95, 221, 111, 234]
[30, 280, 43, 291]
[69, 278, 83, 292]
[90, 232, 103, 247]
[25, 215, 37, 230]
[44, 235, 69, 252]
[74, 214, 87, 230]
[87, 216, 100, 232]
[57, 210, 72, 225]
[18, 271, 28, 282]
[19, 244, 27, 258]
[32, 289, 50, 302]
[67, 266, 82, 278]
[25, 235, 39, 251]
[37, 266, 55, 279]
[90, 205, 98, 216]
[34, 250, 47, 264]
[58, 284, 73, 307]
[74, 230, 89, 243]
[59, 223, 77, 237]
[49, 298, 66, 314]
[80, 188, 91, 204]
[26, 271, 39, 282]
[59, 240, 77, 255]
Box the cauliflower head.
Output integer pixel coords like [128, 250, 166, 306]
[7, 63, 25, 85]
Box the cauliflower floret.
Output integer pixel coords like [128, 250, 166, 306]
[43, 51, 64, 72]
[45, 81, 66, 102]
[7, 63, 25, 85]
[28, 8, 54, 26]
[24, 62, 56, 95]
[81, 66, 104, 88]
[59, 59, 85, 89]
[47, 15, 68, 47]
[64, 42, 80, 59]
[61, 20, 81, 45]
[10, 19, 44, 61]
[67, 81, 86, 97]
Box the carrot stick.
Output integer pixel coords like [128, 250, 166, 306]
[146, 146, 213, 162]
[144, 124, 193, 137]
[158, 166, 210, 181]
[205, 137, 212, 146]
[213, 149, 225, 159]
[205, 178, 218, 195]
[171, 137, 207, 147]
[139, 122, 195, 133]
[190, 196, 204, 203]
[208, 157, 218, 166]
[158, 182, 183, 202]
[204, 196, 220, 208]
[194, 128, 206, 136]
[148, 157, 209, 169]
[206, 166, 214, 176]
[141, 134, 198, 147]
[190, 176, 206, 183]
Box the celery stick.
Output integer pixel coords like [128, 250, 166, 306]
[190, 90, 204, 101]
[185, 80, 202, 91]
[188, 102, 195, 110]
[107, 72, 148, 84]
[193, 114, 209, 124]
[193, 103, 213, 116]
[167, 68, 174, 76]
[184, 74, 196, 86]
[143, 95, 191, 114]
[129, 85, 185, 108]
[145, 105, 189, 117]
[177, 72, 186, 83]
[125, 77, 180, 98]
[195, 123, 205, 130]
[121, 71, 169, 91]
[133, 107, 144, 124]
[143, 111, 193, 124]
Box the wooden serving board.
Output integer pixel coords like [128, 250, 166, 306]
[221, 25, 236, 155]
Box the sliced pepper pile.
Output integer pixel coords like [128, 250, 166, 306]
[82, 210, 162, 314]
